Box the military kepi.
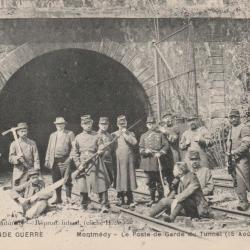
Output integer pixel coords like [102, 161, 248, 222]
[17, 122, 28, 130]
[146, 116, 156, 123]
[27, 169, 39, 178]
[188, 150, 200, 160]
[229, 109, 240, 117]
[99, 117, 109, 124]
[117, 115, 127, 125]
[81, 115, 93, 124]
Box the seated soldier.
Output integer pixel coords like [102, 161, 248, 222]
[187, 150, 214, 196]
[147, 162, 211, 222]
[10, 169, 52, 220]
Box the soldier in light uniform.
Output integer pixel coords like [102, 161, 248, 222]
[45, 117, 75, 204]
[179, 116, 213, 168]
[187, 150, 214, 196]
[139, 116, 169, 206]
[113, 115, 137, 208]
[9, 123, 40, 187]
[97, 117, 114, 185]
[71, 115, 110, 212]
[226, 109, 250, 211]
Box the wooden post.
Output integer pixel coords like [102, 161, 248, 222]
[153, 42, 161, 121]
[191, 37, 198, 117]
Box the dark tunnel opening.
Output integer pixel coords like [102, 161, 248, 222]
[0, 49, 149, 171]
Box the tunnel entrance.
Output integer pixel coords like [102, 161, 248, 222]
[0, 49, 149, 170]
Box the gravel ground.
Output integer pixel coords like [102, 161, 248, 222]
[1, 169, 250, 238]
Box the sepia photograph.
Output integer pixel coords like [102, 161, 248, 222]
[0, 1, 249, 249]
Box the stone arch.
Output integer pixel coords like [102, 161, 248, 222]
[0, 40, 156, 114]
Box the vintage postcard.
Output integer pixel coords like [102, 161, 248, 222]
[0, 1, 250, 249]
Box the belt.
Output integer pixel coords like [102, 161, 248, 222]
[54, 156, 68, 162]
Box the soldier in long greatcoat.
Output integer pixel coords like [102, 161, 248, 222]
[179, 116, 213, 168]
[113, 115, 137, 208]
[226, 108, 250, 211]
[9, 123, 40, 187]
[139, 116, 169, 206]
[71, 115, 110, 211]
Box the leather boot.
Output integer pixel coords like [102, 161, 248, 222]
[147, 191, 156, 207]
[80, 192, 88, 210]
[116, 192, 125, 206]
[51, 188, 62, 204]
[237, 202, 249, 211]
[157, 189, 165, 202]
[148, 198, 170, 217]
[127, 191, 136, 208]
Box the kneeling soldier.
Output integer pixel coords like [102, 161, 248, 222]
[139, 116, 169, 206]
[148, 162, 210, 222]
[10, 169, 52, 220]
[188, 150, 214, 196]
[71, 115, 111, 212]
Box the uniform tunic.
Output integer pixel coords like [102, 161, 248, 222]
[167, 126, 181, 162]
[149, 172, 210, 219]
[191, 167, 214, 196]
[71, 130, 110, 194]
[180, 127, 212, 168]
[11, 179, 52, 219]
[139, 129, 169, 171]
[226, 123, 250, 204]
[9, 138, 40, 186]
[113, 130, 137, 192]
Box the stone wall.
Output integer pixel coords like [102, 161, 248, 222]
[0, 0, 248, 18]
[0, 18, 249, 121]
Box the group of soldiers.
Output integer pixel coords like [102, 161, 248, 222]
[2, 107, 250, 223]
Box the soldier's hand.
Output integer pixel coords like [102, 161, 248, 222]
[18, 197, 28, 206]
[121, 128, 127, 133]
[155, 152, 161, 158]
[29, 195, 38, 203]
[145, 148, 152, 154]
[171, 199, 179, 213]
[17, 156, 25, 164]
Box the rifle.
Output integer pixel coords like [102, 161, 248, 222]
[71, 119, 142, 180]
[227, 128, 237, 187]
[154, 177, 180, 218]
[20, 178, 64, 212]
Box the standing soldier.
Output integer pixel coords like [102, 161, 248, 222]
[9, 123, 40, 187]
[97, 117, 114, 185]
[161, 112, 181, 164]
[179, 116, 212, 168]
[139, 116, 169, 206]
[71, 115, 110, 212]
[113, 115, 137, 208]
[45, 117, 75, 204]
[226, 109, 250, 211]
